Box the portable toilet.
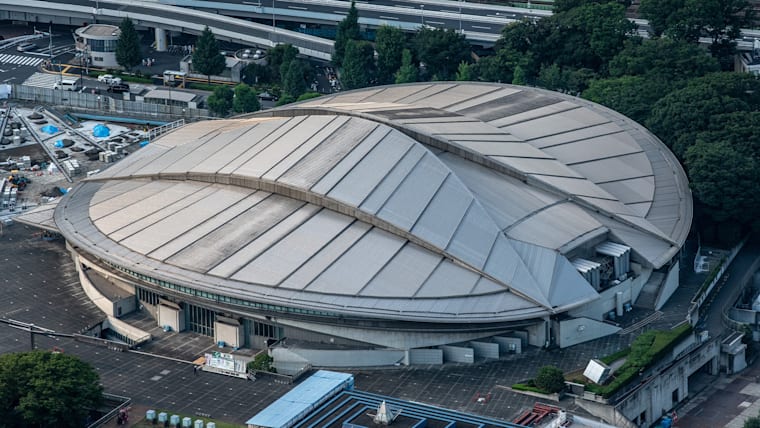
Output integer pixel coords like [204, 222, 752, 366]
[194, 420, 204, 428]
[207, 423, 216, 428]
[158, 412, 168, 423]
[170, 414, 180, 426]
[146, 410, 156, 421]
[182, 416, 193, 427]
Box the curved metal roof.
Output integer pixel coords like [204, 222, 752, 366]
[54, 83, 691, 324]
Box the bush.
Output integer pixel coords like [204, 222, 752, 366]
[511, 382, 548, 394]
[534, 365, 566, 393]
[247, 353, 273, 372]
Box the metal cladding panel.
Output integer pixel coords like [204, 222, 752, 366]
[360, 144, 427, 215]
[190, 120, 284, 175]
[538, 175, 619, 201]
[350, 85, 431, 103]
[501, 107, 611, 140]
[527, 122, 623, 149]
[408, 348, 443, 365]
[278, 119, 378, 189]
[134, 136, 210, 177]
[148, 191, 269, 262]
[540, 132, 640, 164]
[493, 156, 583, 179]
[231, 209, 354, 286]
[152, 120, 230, 148]
[407, 120, 504, 137]
[507, 203, 603, 251]
[440, 345, 474, 364]
[89, 180, 151, 205]
[305, 228, 406, 295]
[166, 194, 303, 273]
[119, 186, 252, 254]
[235, 116, 339, 179]
[262, 116, 352, 181]
[486, 100, 579, 128]
[360, 243, 442, 298]
[446, 203, 498, 270]
[327, 132, 412, 206]
[509, 240, 556, 301]
[395, 83, 457, 104]
[89, 180, 168, 221]
[217, 116, 308, 176]
[457, 140, 552, 158]
[447, 133, 522, 142]
[376, 152, 449, 231]
[626, 201, 653, 217]
[482, 236, 520, 286]
[570, 153, 654, 185]
[310, 126, 389, 195]
[415, 259, 481, 298]
[208, 204, 320, 278]
[111, 184, 220, 244]
[411, 175, 473, 250]
[603, 220, 675, 268]
[598, 177, 656, 205]
[470, 341, 500, 359]
[324, 88, 385, 103]
[412, 83, 500, 109]
[93, 182, 206, 235]
[438, 152, 558, 229]
[279, 222, 372, 291]
[397, 116, 478, 125]
[93, 144, 168, 179]
[548, 256, 599, 309]
[162, 124, 258, 175]
[471, 277, 506, 294]
[446, 87, 522, 112]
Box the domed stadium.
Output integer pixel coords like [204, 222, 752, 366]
[53, 82, 691, 366]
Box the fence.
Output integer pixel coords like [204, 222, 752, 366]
[10, 85, 210, 122]
[687, 238, 747, 326]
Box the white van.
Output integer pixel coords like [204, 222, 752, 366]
[53, 78, 82, 91]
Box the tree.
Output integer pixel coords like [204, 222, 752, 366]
[282, 59, 307, 99]
[455, 61, 474, 81]
[232, 83, 260, 114]
[242, 63, 271, 85]
[537, 63, 564, 91]
[583, 76, 673, 124]
[608, 38, 719, 81]
[333, 0, 360, 67]
[115, 18, 141, 71]
[206, 85, 234, 117]
[512, 65, 528, 85]
[341, 40, 375, 90]
[247, 353, 274, 372]
[534, 365, 566, 393]
[267, 44, 299, 81]
[0, 351, 103, 427]
[394, 49, 418, 84]
[413, 28, 471, 81]
[192, 26, 226, 83]
[639, 0, 687, 37]
[375, 25, 405, 85]
[745, 415, 760, 428]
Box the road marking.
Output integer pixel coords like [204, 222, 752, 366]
[379, 15, 398, 20]
[427, 21, 445, 25]
[287, 5, 307, 10]
[472, 25, 492, 30]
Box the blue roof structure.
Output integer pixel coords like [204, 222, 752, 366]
[246, 370, 354, 428]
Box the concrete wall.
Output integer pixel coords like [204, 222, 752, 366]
[569, 271, 651, 321]
[104, 316, 151, 344]
[215, 320, 244, 348]
[408, 348, 443, 365]
[655, 261, 680, 310]
[113, 295, 136, 318]
[272, 347, 404, 367]
[469, 341, 499, 359]
[75, 256, 116, 316]
[526, 320, 549, 348]
[556, 317, 621, 348]
[157, 304, 184, 332]
[440, 345, 474, 363]
[493, 336, 522, 354]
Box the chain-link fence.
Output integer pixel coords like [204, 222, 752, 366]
[10, 85, 211, 122]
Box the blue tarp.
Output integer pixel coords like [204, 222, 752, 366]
[139, 140, 149, 147]
[246, 371, 353, 428]
[54, 139, 63, 148]
[41, 124, 59, 134]
[58, 187, 68, 194]
[93, 124, 110, 138]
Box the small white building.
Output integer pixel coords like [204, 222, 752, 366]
[139, 89, 200, 108]
[74, 24, 120, 68]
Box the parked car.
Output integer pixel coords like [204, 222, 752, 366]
[258, 91, 279, 101]
[16, 42, 36, 52]
[98, 74, 122, 85]
[107, 83, 130, 94]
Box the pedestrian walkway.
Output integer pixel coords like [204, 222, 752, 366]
[0, 53, 44, 67]
[22, 72, 59, 88]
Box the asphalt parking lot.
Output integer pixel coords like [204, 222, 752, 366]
[0, 222, 635, 425]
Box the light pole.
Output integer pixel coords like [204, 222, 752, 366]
[420, 5, 424, 27]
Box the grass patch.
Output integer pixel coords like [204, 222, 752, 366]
[600, 347, 631, 365]
[586, 323, 692, 397]
[511, 381, 553, 395]
[132, 410, 244, 428]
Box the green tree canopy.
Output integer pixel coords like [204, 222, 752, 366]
[413, 28, 471, 81]
[455, 61, 474, 81]
[583, 75, 672, 124]
[341, 40, 376, 90]
[115, 18, 141, 71]
[512, 65, 527, 85]
[534, 365, 566, 393]
[267, 44, 299, 81]
[685, 111, 760, 227]
[333, 0, 361, 67]
[206, 85, 234, 116]
[375, 25, 405, 85]
[608, 38, 719, 80]
[745, 415, 760, 428]
[282, 59, 307, 99]
[0, 351, 103, 428]
[232, 83, 261, 114]
[192, 26, 226, 83]
[394, 49, 418, 84]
